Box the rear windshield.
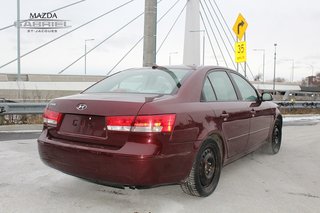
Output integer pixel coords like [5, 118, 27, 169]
[83, 68, 192, 95]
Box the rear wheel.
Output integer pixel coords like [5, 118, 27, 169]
[181, 140, 221, 197]
[264, 119, 282, 154]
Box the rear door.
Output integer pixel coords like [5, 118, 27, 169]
[203, 70, 251, 158]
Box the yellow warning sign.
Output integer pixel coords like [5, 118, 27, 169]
[232, 13, 248, 41]
[235, 41, 247, 63]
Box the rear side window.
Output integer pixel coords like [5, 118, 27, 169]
[231, 73, 258, 101]
[201, 77, 217, 102]
[208, 71, 238, 101]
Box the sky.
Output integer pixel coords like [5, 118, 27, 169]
[0, 0, 319, 82]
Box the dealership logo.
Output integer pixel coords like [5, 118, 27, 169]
[76, 104, 87, 111]
[15, 12, 71, 33]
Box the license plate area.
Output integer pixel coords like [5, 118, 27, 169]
[59, 114, 106, 138]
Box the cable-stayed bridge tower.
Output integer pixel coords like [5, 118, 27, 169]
[183, 0, 200, 66]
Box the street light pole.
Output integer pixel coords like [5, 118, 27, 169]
[169, 52, 178, 65]
[273, 43, 277, 95]
[84, 39, 94, 75]
[291, 60, 295, 82]
[253, 49, 265, 82]
[17, 0, 21, 81]
[190, 30, 205, 66]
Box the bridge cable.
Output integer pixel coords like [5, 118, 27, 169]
[107, 0, 182, 75]
[107, 37, 144, 76]
[59, 11, 144, 74]
[0, 0, 135, 70]
[207, 0, 254, 79]
[199, 13, 219, 65]
[201, 0, 236, 69]
[156, 1, 188, 54]
[157, 0, 181, 23]
[206, 0, 234, 53]
[0, 0, 86, 32]
[199, 2, 227, 66]
[211, 0, 254, 79]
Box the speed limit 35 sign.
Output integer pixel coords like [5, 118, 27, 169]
[235, 41, 247, 63]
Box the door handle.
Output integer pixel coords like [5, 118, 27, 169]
[221, 111, 230, 118]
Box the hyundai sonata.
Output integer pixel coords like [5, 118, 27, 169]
[38, 65, 282, 197]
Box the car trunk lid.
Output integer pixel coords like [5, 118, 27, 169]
[46, 93, 163, 148]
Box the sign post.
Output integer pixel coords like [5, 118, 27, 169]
[233, 13, 248, 77]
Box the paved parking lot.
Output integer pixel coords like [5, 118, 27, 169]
[0, 123, 320, 213]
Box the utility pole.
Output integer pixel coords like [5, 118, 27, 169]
[143, 0, 157, 67]
[17, 0, 21, 81]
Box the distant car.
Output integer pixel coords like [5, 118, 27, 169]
[38, 65, 282, 197]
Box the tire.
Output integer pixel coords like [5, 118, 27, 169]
[181, 140, 222, 197]
[263, 119, 282, 154]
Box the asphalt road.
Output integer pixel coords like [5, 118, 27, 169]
[0, 123, 320, 213]
[0, 132, 40, 141]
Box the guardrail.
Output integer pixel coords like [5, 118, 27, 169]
[1, 101, 320, 115]
[0, 103, 47, 115]
[274, 101, 320, 109]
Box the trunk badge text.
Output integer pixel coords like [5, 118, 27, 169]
[76, 104, 87, 111]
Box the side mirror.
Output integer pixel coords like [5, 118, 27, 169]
[261, 93, 273, 101]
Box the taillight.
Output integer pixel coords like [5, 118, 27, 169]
[106, 114, 176, 133]
[132, 114, 176, 133]
[43, 109, 62, 126]
[106, 116, 135, 132]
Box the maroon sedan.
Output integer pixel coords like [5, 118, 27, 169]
[38, 65, 282, 197]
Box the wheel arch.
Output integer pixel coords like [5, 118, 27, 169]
[206, 132, 226, 165]
[276, 114, 283, 127]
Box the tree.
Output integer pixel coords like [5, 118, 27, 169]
[254, 73, 262, 82]
[274, 77, 286, 82]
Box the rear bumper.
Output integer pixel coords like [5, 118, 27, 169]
[38, 131, 195, 187]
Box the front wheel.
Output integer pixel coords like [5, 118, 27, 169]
[181, 140, 222, 197]
[264, 119, 282, 154]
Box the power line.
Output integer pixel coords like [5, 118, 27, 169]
[0, 0, 86, 32]
[0, 0, 135, 70]
[59, 11, 144, 74]
[157, 1, 188, 54]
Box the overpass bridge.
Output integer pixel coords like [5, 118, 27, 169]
[0, 73, 103, 101]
